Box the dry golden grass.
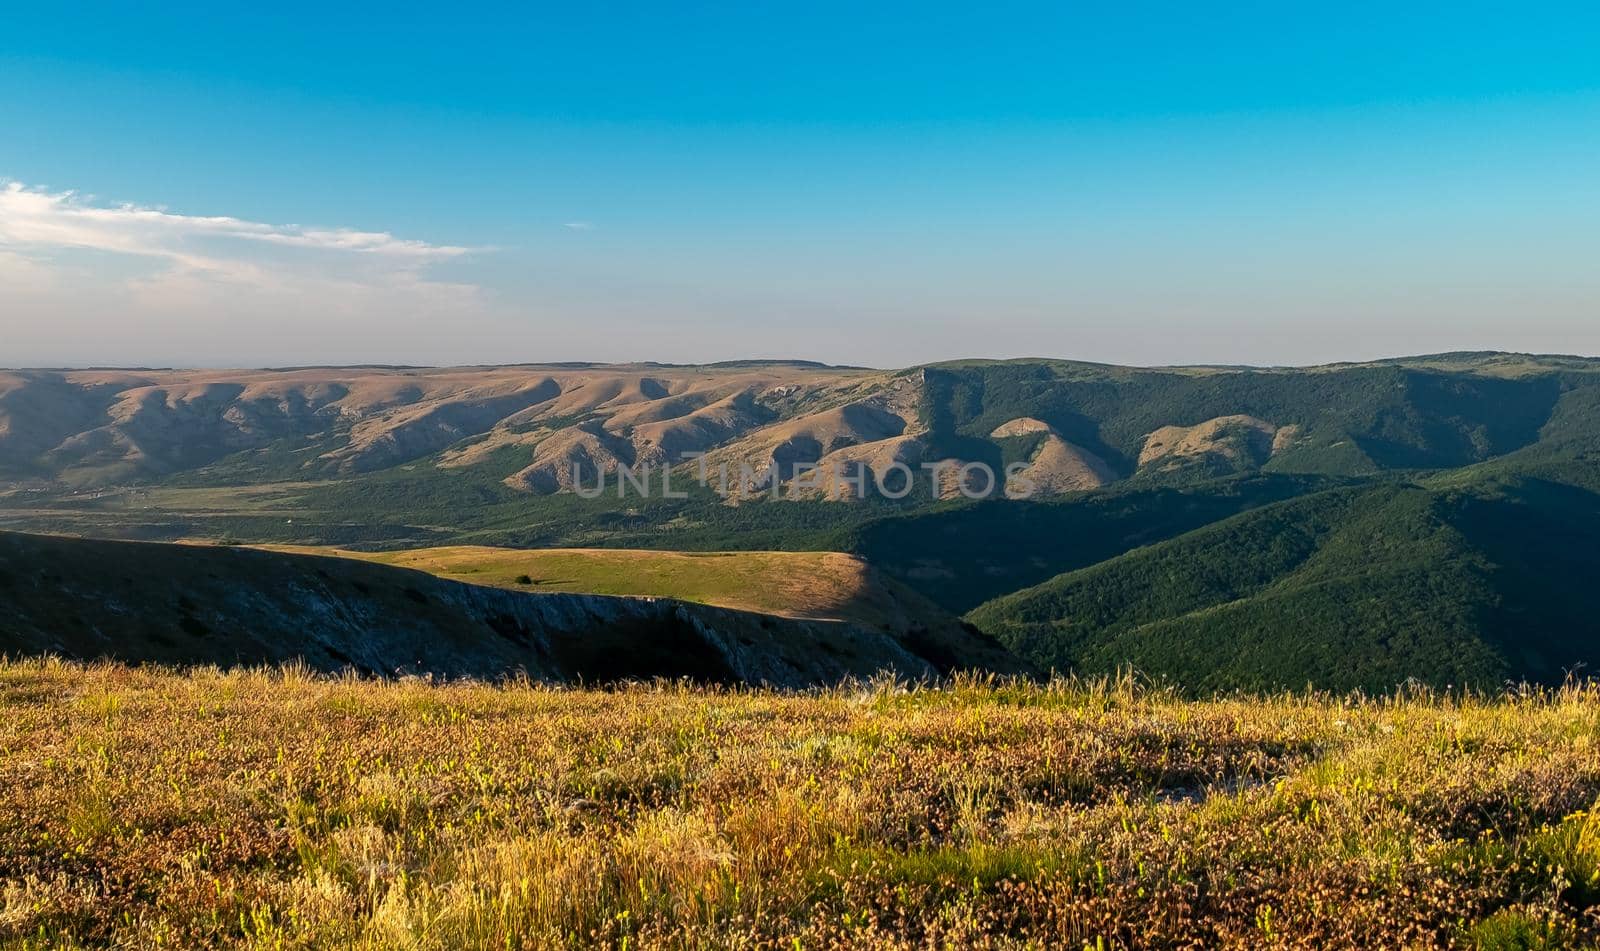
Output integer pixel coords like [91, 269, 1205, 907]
[3, 661, 1599, 949]
[255, 546, 922, 627]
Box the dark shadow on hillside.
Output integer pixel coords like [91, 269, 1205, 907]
[851, 474, 1336, 615]
[1451, 478, 1600, 681]
[546, 614, 739, 685]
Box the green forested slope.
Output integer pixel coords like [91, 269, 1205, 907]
[841, 474, 1341, 614]
[914, 358, 1582, 481]
[969, 478, 1600, 691]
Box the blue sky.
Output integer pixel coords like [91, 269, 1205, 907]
[3, 2, 1599, 367]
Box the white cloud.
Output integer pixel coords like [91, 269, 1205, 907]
[0, 180, 475, 284]
[0, 180, 516, 366]
[562, 221, 595, 231]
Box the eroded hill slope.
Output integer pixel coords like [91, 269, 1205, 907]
[4, 354, 1594, 512]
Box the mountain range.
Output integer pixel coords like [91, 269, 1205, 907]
[2, 351, 1598, 691]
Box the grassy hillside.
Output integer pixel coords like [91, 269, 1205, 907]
[0, 532, 1023, 685]
[256, 545, 956, 634]
[971, 480, 1600, 691]
[4, 661, 1599, 948]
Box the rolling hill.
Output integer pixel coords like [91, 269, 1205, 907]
[841, 473, 1342, 614]
[3, 351, 1595, 556]
[254, 545, 957, 633]
[0, 531, 1022, 685]
[2, 353, 1595, 509]
[968, 477, 1600, 691]
[2, 351, 1598, 691]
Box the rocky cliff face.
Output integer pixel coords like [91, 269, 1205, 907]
[0, 532, 1023, 685]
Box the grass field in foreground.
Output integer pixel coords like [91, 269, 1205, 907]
[3, 662, 1600, 948]
[260, 545, 930, 627]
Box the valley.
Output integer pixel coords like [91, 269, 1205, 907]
[2, 351, 1599, 691]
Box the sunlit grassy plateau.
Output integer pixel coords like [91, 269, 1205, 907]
[255, 546, 909, 624]
[4, 662, 1600, 948]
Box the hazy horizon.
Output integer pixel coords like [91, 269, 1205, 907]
[5, 4, 1600, 367]
[5, 348, 1600, 375]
